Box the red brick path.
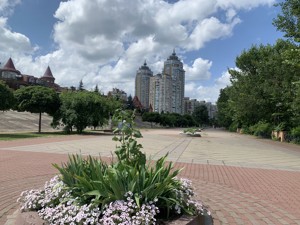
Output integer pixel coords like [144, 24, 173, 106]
[0, 136, 300, 225]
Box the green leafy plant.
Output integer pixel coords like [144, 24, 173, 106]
[183, 127, 199, 135]
[290, 126, 300, 144]
[112, 109, 146, 165]
[274, 122, 286, 132]
[249, 121, 272, 138]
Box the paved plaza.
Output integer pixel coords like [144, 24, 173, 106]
[0, 128, 300, 224]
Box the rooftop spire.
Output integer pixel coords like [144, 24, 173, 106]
[42, 66, 54, 78]
[3, 58, 17, 71]
[172, 48, 176, 55]
[168, 48, 179, 60]
[2, 58, 21, 74]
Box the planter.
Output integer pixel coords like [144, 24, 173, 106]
[10, 209, 213, 225]
[180, 132, 201, 137]
[187, 213, 213, 225]
[6, 210, 48, 225]
[272, 130, 286, 142]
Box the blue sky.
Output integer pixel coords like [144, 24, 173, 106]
[0, 0, 284, 103]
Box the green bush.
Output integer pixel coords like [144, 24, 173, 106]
[290, 126, 300, 143]
[228, 121, 239, 132]
[249, 121, 272, 138]
[274, 122, 286, 132]
[183, 127, 200, 135]
[241, 126, 251, 134]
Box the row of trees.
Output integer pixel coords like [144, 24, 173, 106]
[216, 0, 300, 137]
[0, 82, 121, 133]
[142, 105, 210, 128]
[1, 80, 213, 133]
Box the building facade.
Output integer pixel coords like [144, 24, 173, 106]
[184, 97, 217, 119]
[163, 50, 185, 114]
[149, 73, 172, 113]
[145, 50, 185, 114]
[0, 58, 61, 91]
[135, 61, 153, 109]
[107, 88, 127, 101]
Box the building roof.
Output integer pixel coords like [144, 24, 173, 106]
[3, 58, 16, 70]
[42, 66, 54, 79]
[139, 60, 152, 71]
[168, 49, 179, 60]
[2, 58, 21, 74]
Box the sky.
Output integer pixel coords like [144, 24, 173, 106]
[0, 0, 285, 103]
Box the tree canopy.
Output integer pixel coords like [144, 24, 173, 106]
[54, 91, 121, 133]
[216, 1, 300, 136]
[0, 81, 15, 111]
[273, 0, 300, 42]
[216, 39, 300, 131]
[192, 105, 209, 126]
[14, 86, 60, 133]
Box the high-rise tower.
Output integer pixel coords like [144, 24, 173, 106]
[135, 61, 153, 109]
[149, 73, 172, 113]
[163, 49, 185, 114]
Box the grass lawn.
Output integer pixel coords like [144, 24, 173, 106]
[0, 130, 114, 141]
[0, 132, 66, 141]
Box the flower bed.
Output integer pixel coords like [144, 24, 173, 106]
[18, 110, 212, 224]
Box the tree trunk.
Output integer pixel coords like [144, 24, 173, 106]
[38, 111, 42, 133]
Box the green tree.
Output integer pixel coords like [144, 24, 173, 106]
[273, 0, 300, 42]
[94, 84, 99, 93]
[0, 81, 15, 111]
[142, 112, 160, 127]
[183, 114, 196, 127]
[55, 91, 116, 133]
[273, 1, 300, 128]
[291, 82, 300, 126]
[14, 86, 60, 133]
[192, 105, 209, 126]
[78, 80, 84, 91]
[228, 40, 298, 128]
[216, 87, 233, 128]
[126, 95, 135, 110]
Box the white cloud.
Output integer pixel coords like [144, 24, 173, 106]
[216, 0, 275, 10]
[0, 0, 276, 100]
[0, 17, 34, 55]
[185, 69, 232, 103]
[185, 17, 241, 50]
[215, 70, 231, 86]
[0, 0, 20, 15]
[184, 58, 212, 81]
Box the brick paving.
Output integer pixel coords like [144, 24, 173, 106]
[0, 129, 300, 225]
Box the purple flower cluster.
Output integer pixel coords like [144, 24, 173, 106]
[38, 199, 101, 225]
[18, 175, 69, 212]
[173, 178, 210, 215]
[100, 192, 159, 225]
[18, 189, 43, 211]
[41, 175, 71, 207]
[18, 176, 208, 224]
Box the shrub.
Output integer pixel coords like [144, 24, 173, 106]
[183, 127, 200, 135]
[241, 126, 251, 134]
[290, 126, 300, 144]
[274, 122, 286, 132]
[228, 122, 239, 132]
[249, 121, 272, 138]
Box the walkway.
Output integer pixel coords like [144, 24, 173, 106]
[0, 128, 300, 225]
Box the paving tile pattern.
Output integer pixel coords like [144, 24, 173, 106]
[0, 129, 300, 225]
[0, 111, 55, 133]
